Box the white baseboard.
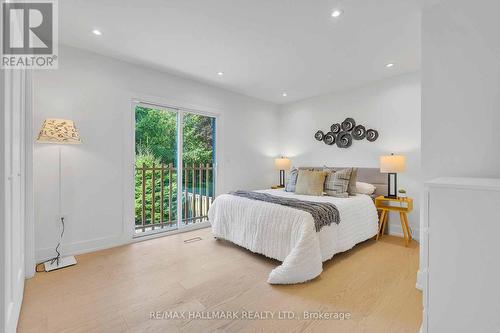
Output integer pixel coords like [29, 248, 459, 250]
[387, 223, 420, 242]
[35, 235, 123, 263]
[35, 223, 212, 263]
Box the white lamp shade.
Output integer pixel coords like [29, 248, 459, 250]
[380, 155, 406, 173]
[37, 119, 82, 144]
[274, 157, 291, 170]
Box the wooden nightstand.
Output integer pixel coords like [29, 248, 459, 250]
[271, 185, 285, 189]
[375, 195, 413, 246]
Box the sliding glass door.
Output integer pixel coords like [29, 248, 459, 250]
[134, 103, 216, 236]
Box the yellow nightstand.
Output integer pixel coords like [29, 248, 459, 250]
[271, 185, 285, 189]
[375, 195, 413, 246]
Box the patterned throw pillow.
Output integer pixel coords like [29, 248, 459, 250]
[324, 168, 352, 198]
[347, 167, 358, 196]
[285, 167, 299, 192]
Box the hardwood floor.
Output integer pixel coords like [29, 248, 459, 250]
[18, 228, 422, 333]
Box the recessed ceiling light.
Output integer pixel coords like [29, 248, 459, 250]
[92, 29, 102, 36]
[331, 10, 343, 18]
[217, 72, 224, 76]
[385, 63, 395, 68]
[282, 92, 288, 97]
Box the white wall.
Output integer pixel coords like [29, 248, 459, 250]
[278, 73, 421, 237]
[422, 0, 500, 180]
[33, 45, 279, 261]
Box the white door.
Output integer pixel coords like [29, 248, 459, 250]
[1, 69, 27, 332]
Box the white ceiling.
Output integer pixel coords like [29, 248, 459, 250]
[60, 0, 421, 104]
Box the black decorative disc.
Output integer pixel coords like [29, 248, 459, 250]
[314, 130, 324, 141]
[352, 125, 366, 140]
[366, 129, 379, 142]
[341, 118, 356, 132]
[330, 123, 341, 134]
[323, 132, 336, 145]
[336, 131, 353, 148]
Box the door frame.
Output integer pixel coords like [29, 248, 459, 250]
[130, 99, 219, 238]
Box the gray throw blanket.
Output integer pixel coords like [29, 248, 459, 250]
[229, 191, 340, 232]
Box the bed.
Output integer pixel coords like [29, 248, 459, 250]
[208, 167, 388, 284]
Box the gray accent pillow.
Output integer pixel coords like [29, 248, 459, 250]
[285, 167, 299, 192]
[324, 168, 352, 198]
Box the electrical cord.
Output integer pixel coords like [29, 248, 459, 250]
[51, 216, 64, 265]
[35, 216, 65, 273]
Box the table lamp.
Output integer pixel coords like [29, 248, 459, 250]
[379, 153, 406, 198]
[274, 157, 291, 187]
[37, 119, 82, 271]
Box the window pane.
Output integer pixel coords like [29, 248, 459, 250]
[134, 105, 178, 234]
[182, 113, 216, 225]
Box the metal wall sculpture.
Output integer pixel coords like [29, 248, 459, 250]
[314, 118, 378, 148]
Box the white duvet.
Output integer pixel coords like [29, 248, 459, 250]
[208, 189, 378, 284]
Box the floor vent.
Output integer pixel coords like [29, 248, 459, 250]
[183, 237, 202, 243]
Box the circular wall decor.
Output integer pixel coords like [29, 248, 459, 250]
[323, 132, 336, 145]
[366, 129, 379, 142]
[336, 131, 353, 148]
[314, 118, 378, 148]
[352, 125, 366, 140]
[314, 130, 324, 141]
[330, 123, 341, 134]
[341, 118, 356, 132]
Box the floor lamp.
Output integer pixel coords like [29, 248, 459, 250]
[37, 118, 82, 271]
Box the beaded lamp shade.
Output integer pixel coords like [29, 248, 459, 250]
[36, 119, 82, 144]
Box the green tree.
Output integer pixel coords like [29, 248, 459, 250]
[135, 106, 215, 165]
[135, 106, 177, 164]
[182, 113, 214, 164]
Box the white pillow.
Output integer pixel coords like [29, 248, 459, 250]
[356, 182, 376, 195]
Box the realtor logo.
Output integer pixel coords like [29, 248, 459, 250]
[1, 0, 58, 69]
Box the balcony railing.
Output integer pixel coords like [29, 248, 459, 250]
[135, 163, 214, 232]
